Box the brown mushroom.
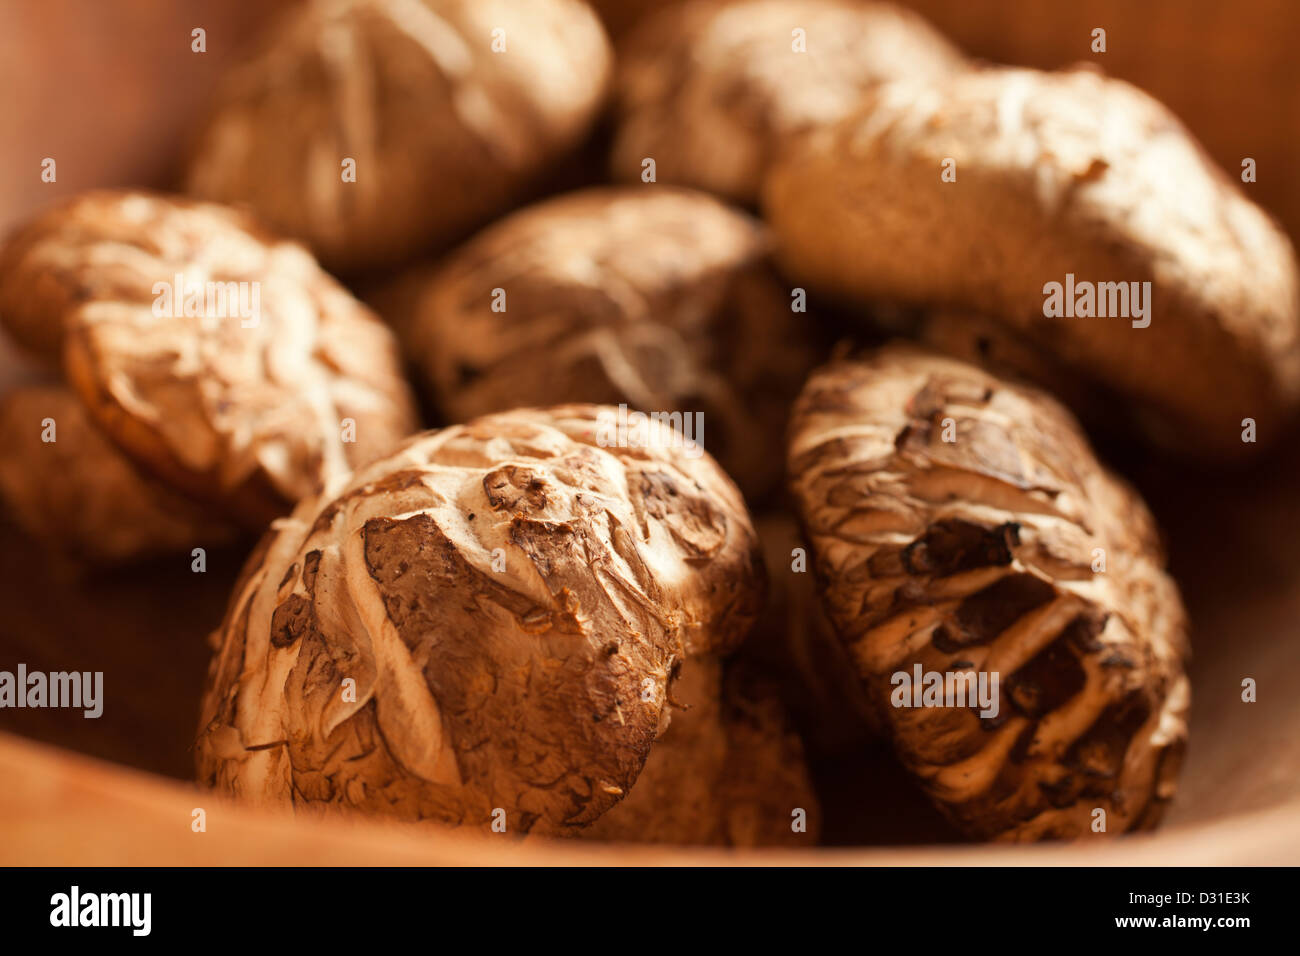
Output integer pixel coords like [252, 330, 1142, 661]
[196, 405, 768, 836]
[611, 0, 964, 203]
[765, 67, 1300, 455]
[185, 0, 613, 271]
[0, 190, 419, 530]
[387, 186, 822, 502]
[787, 345, 1190, 840]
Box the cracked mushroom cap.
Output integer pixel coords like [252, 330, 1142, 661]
[0, 385, 235, 563]
[764, 66, 1300, 454]
[611, 0, 964, 203]
[0, 191, 419, 527]
[184, 0, 613, 271]
[392, 186, 820, 502]
[787, 345, 1190, 841]
[196, 404, 764, 834]
[0, 189, 277, 362]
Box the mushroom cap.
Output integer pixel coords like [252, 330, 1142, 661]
[196, 404, 764, 834]
[0, 190, 419, 526]
[185, 0, 613, 271]
[787, 344, 1190, 840]
[391, 186, 820, 501]
[0, 384, 234, 563]
[576, 655, 821, 846]
[612, 0, 963, 202]
[765, 66, 1300, 455]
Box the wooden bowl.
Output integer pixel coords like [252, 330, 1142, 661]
[1, 0, 1297, 864]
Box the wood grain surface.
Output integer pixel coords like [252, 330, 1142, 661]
[2, 731, 1297, 864]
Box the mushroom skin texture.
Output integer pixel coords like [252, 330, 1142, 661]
[712, 664, 822, 846]
[0, 385, 235, 564]
[764, 67, 1300, 455]
[574, 657, 730, 844]
[576, 657, 821, 846]
[0, 190, 420, 529]
[787, 346, 1190, 841]
[911, 310, 1127, 439]
[0, 189, 286, 363]
[611, 0, 964, 204]
[196, 405, 765, 836]
[184, 0, 613, 271]
[391, 186, 819, 502]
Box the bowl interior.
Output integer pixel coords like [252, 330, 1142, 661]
[1, 0, 1298, 853]
[2, 377, 1297, 846]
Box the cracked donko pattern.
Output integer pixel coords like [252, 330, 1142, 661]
[787, 346, 1189, 841]
[197, 405, 764, 834]
[0, 191, 419, 527]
